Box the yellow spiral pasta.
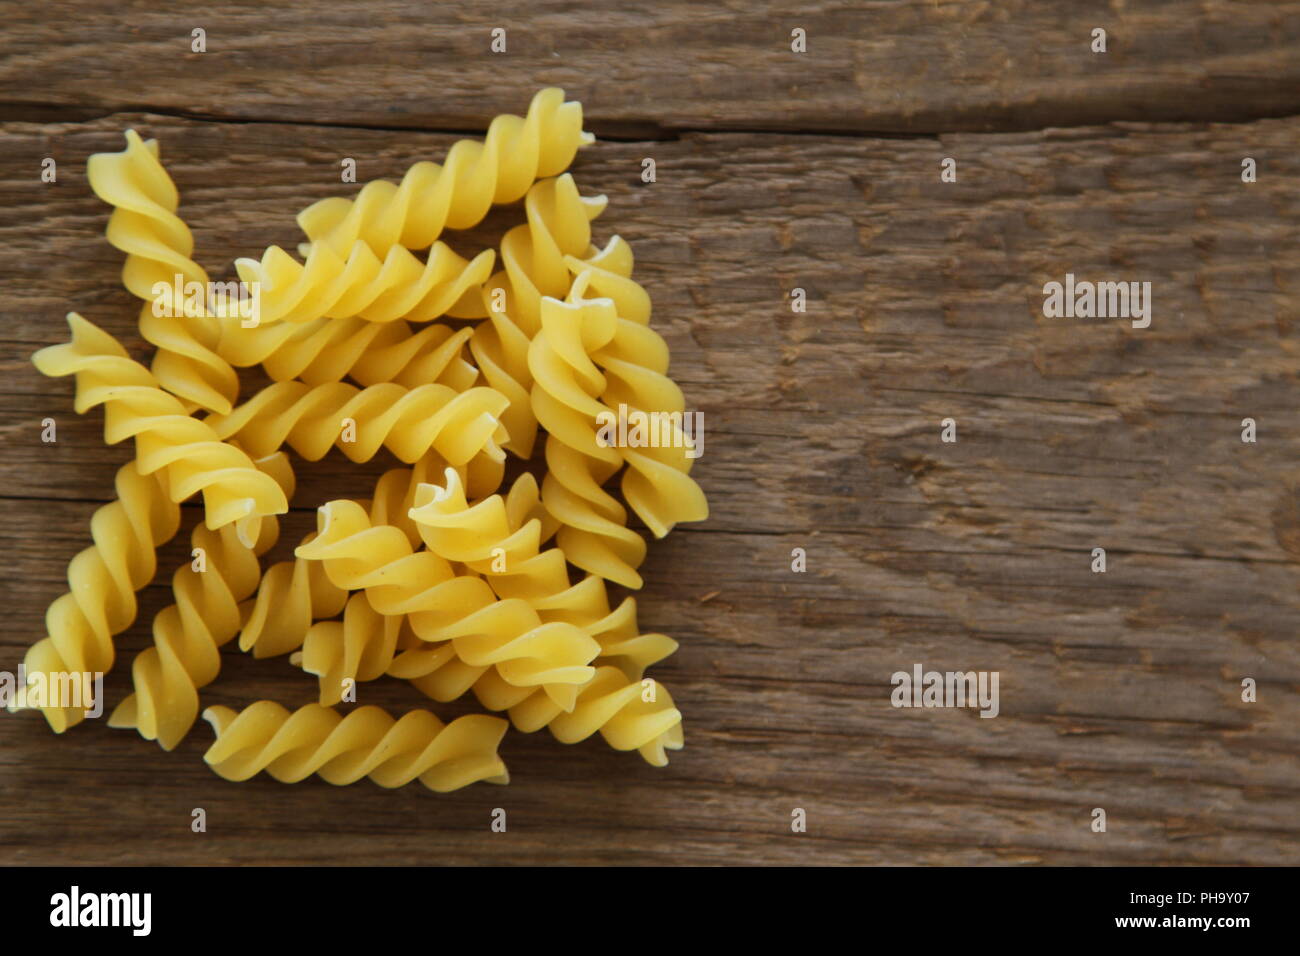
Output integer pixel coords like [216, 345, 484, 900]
[28, 89, 701, 790]
[296, 87, 593, 259]
[409, 468, 678, 679]
[365, 455, 465, 544]
[494, 174, 610, 336]
[407, 467, 549, 571]
[392, 470, 680, 745]
[562, 234, 651, 324]
[288, 454, 497, 705]
[437, 502, 675, 677]
[107, 452, 292, 750]
[399, 568, 677, 702]
[235, 532, 349, 661]
[11, 461, 180, 733]
[203, 379, 510, 466]
[32, 313, 288, 540]
[296, 499, 599, 710]
[219, 318, 479, 392]
[227, 238, 492, 331]
[511, 666, 683, 767]
[526, 277, 647, 588]
[86, 129, 238, 414]
[440, 664, 683, 767]
[237, 454, 480, 670]
[294, 592, 407, 706]
[568, 253, 708, 538]
[472, 174, 610, 457]
[203, 702, 509, 792]
[281, 453, 490, 698]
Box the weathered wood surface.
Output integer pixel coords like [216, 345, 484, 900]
[2, 5, 1300, 866]
[2, 1, 1299, 134]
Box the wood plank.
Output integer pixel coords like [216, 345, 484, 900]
[1, 1, 1299, 134]
[1, 113, 1298, 864]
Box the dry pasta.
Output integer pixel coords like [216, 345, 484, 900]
[288, 455, 489, 705]
[203, 702, 509, 792]
[296, 87, 592, 258]
[527, 277, 648, 588]
[567, 252, 708, 536]
[472, 173, 612, 457]
[228, 239, 492, 329]
[20, 88, 704, 792]
[108, 485, 287, 750]
[296, 499, 601, 710]
[9, 462, 180, 733]
[204, 379, 510, 465]
[222, 320, 478, 391]
[33, 313, 288, 541]
[87, 130, 238, 414]
[508, 666, 683, 768]
[408, 468, 677, 678]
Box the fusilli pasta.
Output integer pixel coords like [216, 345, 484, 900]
[33, 313, 288, 541]
[204, 378, 510, 465]
[409, 468, 677, 678]
[11, 461, 180, 733]
[108, 462, 289, 750]
[87, 130, 238, 414]
[527, 277, 647, 588]
[296, 499, 601, 709]
[21, 88, 706, 791]
[296, 87, 592, 259]
[471, 173, 611, 457]
[203, 702, 509, 792]
[229, 239, 492, 330]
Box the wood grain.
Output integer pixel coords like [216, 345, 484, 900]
[2, 5, 1299, 866]
[1, 1, 1298, 134]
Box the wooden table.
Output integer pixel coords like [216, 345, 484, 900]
[2, 1, 1298, 866]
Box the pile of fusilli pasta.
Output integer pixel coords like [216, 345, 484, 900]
[15, 88, 707, 793]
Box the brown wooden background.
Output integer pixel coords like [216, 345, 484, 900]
[2, 1, 1299, 866]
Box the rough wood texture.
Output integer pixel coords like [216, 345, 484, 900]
[2, 3, 1299, 866]
[2, 1, 1299, 134]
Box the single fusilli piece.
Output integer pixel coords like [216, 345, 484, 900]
[296, 87, 593, 259]
[32, 313, 289, 541]
[529, 269, 707, 567]
[571, 257, 709, 538]
[472, 173, 610, 457]
[203, 378, 510, 466]
[526, 279, 647, 588]
[203, 702, 509, 792]
[87, 130, 238, 414]
[218, 318, 479, 392]
[227, 239, 492, 330]
[455, 665, 683, 767]
[10, 461, 180, 733]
